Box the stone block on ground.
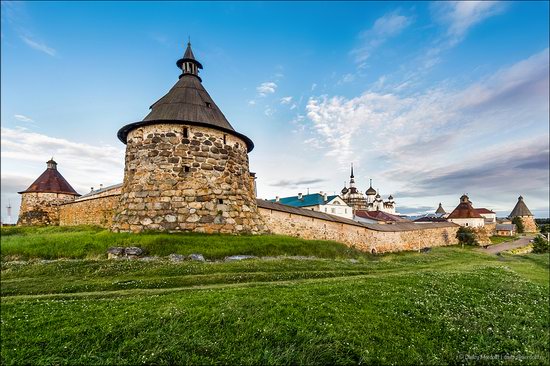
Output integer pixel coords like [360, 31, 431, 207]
[188, 253, 205, 262]
[224, 255, 257, 262]
[107, 247, 125, 259]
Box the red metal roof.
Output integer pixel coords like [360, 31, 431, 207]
[355, 210, 410, 222]
[474, 208, 495, 214]
[18, 161, 80, 196]
[447, 195, 483, 219]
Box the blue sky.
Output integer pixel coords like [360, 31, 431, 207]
[1, 1, 549, 221]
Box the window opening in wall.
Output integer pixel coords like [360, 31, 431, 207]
[217, 198, 223, 204]
[223, 134, 227, 144]
[205, 102, 212, 108]
[183, 127, 189, 138]
[184, 166, 190, 172]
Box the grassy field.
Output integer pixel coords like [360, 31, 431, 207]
[1, 227, 549, 365]
[490, 235, 520, 245]
[0, 226, 363, 261]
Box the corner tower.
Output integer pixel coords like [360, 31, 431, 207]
[17, 159, 80, 226]
[112, 42, 266, 233]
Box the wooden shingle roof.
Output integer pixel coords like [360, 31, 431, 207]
[509, 196, 533, 217]
[117, 43, 254, 151]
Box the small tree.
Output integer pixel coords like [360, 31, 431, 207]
[456, 226, 478, 246]
[512, 216, 524, 234]
[532, 235, 549, 254]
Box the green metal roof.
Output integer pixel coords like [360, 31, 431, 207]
[270, 193, 339, 207]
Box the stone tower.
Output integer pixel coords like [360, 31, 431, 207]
[17, 159, 80, 226]
[112, 42, 266, 234]
[509, 196, 538, 232]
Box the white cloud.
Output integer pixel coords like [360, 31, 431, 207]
[256, 82, 277, 96]
[1, 127, 124, 190]
[432, 1, 505, 44]
[304, 49, 549, 186]
[311, 83, 317, 91]
[20, 35, 56, 56]
[280, 96, 293, 105]
[248, 100, 256, 106]
[14, 114, 34, 123]
[351, 11, 413, 64]
[370, 12, 412, 37]
[339, 73, 355, 84]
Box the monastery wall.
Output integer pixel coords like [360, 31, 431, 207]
[59, 186, 122, 227]
[257, 201, 459, 254]
[56, 191, 460, 254]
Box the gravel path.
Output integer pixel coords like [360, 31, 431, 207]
[479, 236, 534, 254]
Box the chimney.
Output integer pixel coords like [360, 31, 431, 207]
[298, 193, 303, 200]
[323, 193, 328, 202]
[275, 196, 280, 202]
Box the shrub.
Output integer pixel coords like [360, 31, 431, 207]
[456, 227, 478, 246]
[512, 217, 524, 234]
[532, 235, 549, 254]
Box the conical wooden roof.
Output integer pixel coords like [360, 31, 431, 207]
[447, 195, 482, 219]
[18, 159, 80, 196]
[435, 203, 446, 214]
[117, 43, 254, 151]
[509, 196, 533, 217]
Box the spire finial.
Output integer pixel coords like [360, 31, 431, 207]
[350, 163, 354, 178]
[369, 178, 372, 187]
[188, 36, 191, 46]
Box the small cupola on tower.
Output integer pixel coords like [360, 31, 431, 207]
[46, 158, 57, 170]
[176, 41, 204, 80]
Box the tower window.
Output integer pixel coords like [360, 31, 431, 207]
[217, 198, 223, 204]
[205, 102, 211, 108]
[183, 127, 188, 138]
[184, 166, 190, 173]
[223, 134, 227, 144]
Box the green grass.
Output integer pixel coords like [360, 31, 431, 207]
[490, 235, 519, 245]
[1, 228, 549, 365]
[0, 226, 365, 261]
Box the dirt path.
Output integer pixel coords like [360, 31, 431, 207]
[480, 236, 534, 255]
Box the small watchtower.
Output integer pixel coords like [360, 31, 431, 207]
[508, 196, 538, 232]
[17, 159, 80, 226]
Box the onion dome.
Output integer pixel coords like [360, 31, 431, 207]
[366, 179, 377, 195]
[341, 186, 349, 194]
[117, 41, 254, 151]
[18, 159, 80, 196]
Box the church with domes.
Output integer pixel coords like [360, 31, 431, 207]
[340, 165, 396, 215]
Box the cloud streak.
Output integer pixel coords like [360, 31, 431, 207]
[20, 35, 56, 56]
[351, 11, 413, 64]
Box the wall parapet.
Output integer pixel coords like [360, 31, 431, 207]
[257, 199, 459, 253]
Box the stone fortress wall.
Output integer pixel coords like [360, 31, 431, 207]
[59, 191, 459, 254]
[59, 185, 122, 227]
[257, 200, 459, 253]
[111, 124, 266, 234]
[18, 192, 77, 226]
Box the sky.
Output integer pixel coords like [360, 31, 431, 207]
[1, 1, 549, 222]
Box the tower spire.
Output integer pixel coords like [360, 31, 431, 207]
[176, 40, 203, 80]
[350, 163, 354, 178]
